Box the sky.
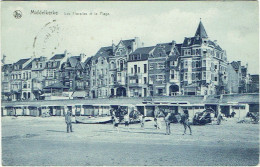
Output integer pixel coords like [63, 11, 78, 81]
[1, 1, 259, 74]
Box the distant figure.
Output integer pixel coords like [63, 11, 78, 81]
[124, 112, 130, 131]
[181, 110, 192, 135]
[154, 106, 162, 129]
[231, 111, 236, 118]
[164, 112, 171, 135]
[114, 116, 120, 133]
[140, 114, 145, 128]
[217, 112, 223, 125]
[65, 110, 73, 133]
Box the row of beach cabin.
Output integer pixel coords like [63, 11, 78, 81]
[1, 94, 259, 120]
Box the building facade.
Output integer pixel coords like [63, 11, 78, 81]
[127, 46, 154, 97]
[109, 38, 142, 97]
[2, 21, 257, 101]
[180, 21, 228, 95]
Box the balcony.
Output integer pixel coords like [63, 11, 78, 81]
[128, 83, 144, 87]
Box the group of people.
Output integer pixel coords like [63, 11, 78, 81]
[110, 106, 192, 135]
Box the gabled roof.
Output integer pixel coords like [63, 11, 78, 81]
[50, 54, 65, 60]
[68, 57, 79, 68]
[251, 75, 259, 83]
[1, 64, 13, 72]
[182, 37, 202, 47]
[14, 58, 30, 65]
[208, 40, 222, 51]
[93, 46, 113, 61]
[195, 21, 208, 38]
[121, 39, 135, 51]
[175, 44, 182, 54]
[84, 56, 93, 65]
[152, 42, 179, 58]
[23, 61, 32, 70]
[128, 46, 155, 62]
[130, 46, 155, 55]
[231, 61, 240, 71]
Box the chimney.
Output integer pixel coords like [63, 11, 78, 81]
[238, 61, 241, 66]
[112, 40, 116, 53]
[172, 40, 176, 47]
[80, 53, 86, 62]
[64, 50, 67, 56]
[133, 37, 141, 51]
[1, 55, 6, 64]
[214, 40, 218, 46]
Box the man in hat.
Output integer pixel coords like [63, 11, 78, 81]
[65, 109, 73, 133]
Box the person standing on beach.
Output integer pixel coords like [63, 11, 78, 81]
[65, 110, 73, 133]
[114, 116, 120, 133]
[124, 111, 130, 131]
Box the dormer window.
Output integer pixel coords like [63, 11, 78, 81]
[188, 39, 191, 45]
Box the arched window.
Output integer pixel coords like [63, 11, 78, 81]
[111, 61, 115, 69]
[111, 74, 115, 84]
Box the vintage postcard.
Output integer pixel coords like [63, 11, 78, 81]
[1, 1, 259, 166]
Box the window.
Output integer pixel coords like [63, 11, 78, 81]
[136, 79, 139, 83]
[144, 64, 147, 73]
[184, 61, 188, 68]
[157, 75, 165, 81]
[158, 63, 165, 69]
[203, 72, 206, 80]
[144, 77, 147, 84]
[195, 49, 201, 55]
[203, 51, 207, 56]
[196, 73, 200, 80]
[184, 49, 191, 56]
[192, 73, 195, 80]
[215, 65, 218, 70]
[171, 70, 175, 79]
[111, 62, 115, 69]
[184, 73, 188, 80]
[215, 77, 218, 81]
[134, 65, 137, 74]
[120, 60, 124, 71]
[138, 67, 140, 73]
[202, 60, 206, 67]
[149, 64, 154, 70]
[196, 61, 200, 68]
[131, 68, 133, 74]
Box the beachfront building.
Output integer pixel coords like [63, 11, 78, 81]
[21, 61, 33, 100]
[127, 46, 155, 97]
[166, 43, 182, 96]
[1, 64, 13, 101]
[180, 20, 228, 95]
[148, 41, 181, 96]
[31, 56, 48, 100]
[90, 46, 112, 98]
[43, 51, 69, 88]
[10, 58, 33, 101]
[83, 56, 93, 98]
[248, 74, 259, 93]
[109, 38, 142, 97]
[60, 54, 86, 91]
